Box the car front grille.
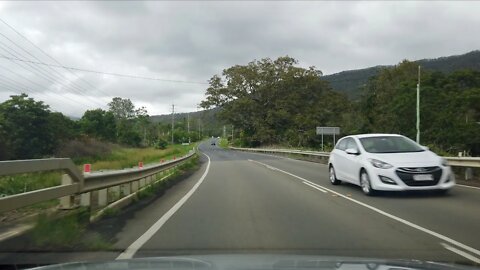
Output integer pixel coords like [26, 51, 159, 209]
[395, 166, 443, 186]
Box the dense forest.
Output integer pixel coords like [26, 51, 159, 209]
[201, 56, 480, 155]
[323, 50, 480, 99]
[0, 95, 200, 161]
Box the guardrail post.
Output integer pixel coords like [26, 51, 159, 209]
[109, 186, 120, 202]
[139, 178, 146, 188]
[121, 184, 130, 196]
[131, 181, 139, 193]
[80, 192, 90, 206]
[98, 188, 107, 207]
[59, 174, 78, 209]
[465, 167, 473, 180]
[146, 175, 152, 185]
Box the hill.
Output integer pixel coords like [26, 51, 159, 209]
[322, 50, 480, 99]
[150, 50, 480, 130]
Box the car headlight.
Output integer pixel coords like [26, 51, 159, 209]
[441, 158, 449, 167]
[369, 158, 393, 169]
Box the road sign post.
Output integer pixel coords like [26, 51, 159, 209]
[316, 127, 340, 151]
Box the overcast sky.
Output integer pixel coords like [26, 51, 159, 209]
[0, 1, 479, 117]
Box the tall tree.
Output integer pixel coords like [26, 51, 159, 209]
[0, 94, 54, 159]
[108, 97, 136, 120]
[80, 109, 116, 141]
[201, 56, 349, 147]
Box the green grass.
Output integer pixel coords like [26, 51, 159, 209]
[27, 155, 200, 250]
[0, 172, 61, 196]
[0, 143, 196, 202]
[219, 138, 229, 148]
[87, 144, 196, 171]
[30, 208, 111, 250]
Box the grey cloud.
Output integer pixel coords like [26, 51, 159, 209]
[0, 1, 479, 117]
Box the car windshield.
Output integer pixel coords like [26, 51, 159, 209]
[360, 136, 425, 153]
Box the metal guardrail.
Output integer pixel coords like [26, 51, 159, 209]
[230, 147, 330, 157]
[443, 157, 480, 168]
[230, 147, 479, 179]
[0, 151, 196, 213]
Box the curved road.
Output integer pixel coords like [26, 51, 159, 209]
[3, 140, 479, 267]
[121, 141, 480, 265]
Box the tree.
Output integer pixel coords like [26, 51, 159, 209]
[0, 94, 55, 159]
[201, 56, 349, 147]
[80, 109, 116, 141]
[108, 97, 136, 120]
[359, 62, 480, 155]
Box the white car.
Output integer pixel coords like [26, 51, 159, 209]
[328, 134, 455, 195]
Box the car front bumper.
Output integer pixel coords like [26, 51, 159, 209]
[367, 165, 455, 191]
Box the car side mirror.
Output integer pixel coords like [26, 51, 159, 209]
[345, 148, 360, 155]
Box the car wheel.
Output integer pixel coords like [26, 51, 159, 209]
[360, 170, 376, 196]
[329, 166, 341, 185]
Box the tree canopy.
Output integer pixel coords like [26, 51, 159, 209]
[201, 56, 349, 147]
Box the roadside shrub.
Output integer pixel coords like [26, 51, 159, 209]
[55, 138, 116, 162]
[154, 138, 168, 150]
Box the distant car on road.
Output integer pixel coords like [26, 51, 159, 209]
[211, 142, 216, 146]
[328, 134, 454, 196]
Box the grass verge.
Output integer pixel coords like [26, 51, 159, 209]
[29, 207, 111, 251]
[0, 144, 196, 197]
[24, 154, 200, 251]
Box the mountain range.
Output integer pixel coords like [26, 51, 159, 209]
[322, 50, 480, 99]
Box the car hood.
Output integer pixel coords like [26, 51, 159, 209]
[30, 254, 478, 270]
[366, 151, 441, 167]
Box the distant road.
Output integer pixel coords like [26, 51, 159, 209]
[120, 141, 480, 264]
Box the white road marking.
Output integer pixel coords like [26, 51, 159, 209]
[442, 243, 480, 264]
[248, 159, 480, 262]
[457, 184, 480, 191]
[249, 159, 328, 193]
[303, 181, 328, 193]
[116, 151, 211, 260]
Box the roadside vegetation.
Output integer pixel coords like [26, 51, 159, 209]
[218, 138, 229, 148]
[201, 56, 480, 156]
[25, 154, 200, 250]
[0, 143, 195, 197]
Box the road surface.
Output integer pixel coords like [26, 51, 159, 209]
[2, 140, 480, 267]
[118, 140, 480, 265]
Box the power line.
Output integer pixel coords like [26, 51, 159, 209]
[0, 49, 104, 108]
[0, 55, 208, 85]
[0, 62, 90, 110]
[0, 52, 100, 109]
[0, 34, 107, 108]
[0, 18, 106, 93]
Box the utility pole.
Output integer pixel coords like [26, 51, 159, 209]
[231, 125, 234, 141]
[171, 104, 175, 145]
[223, 125, 226, 138]
[187, 113, 190, 144]
[416, 66, 421, 144]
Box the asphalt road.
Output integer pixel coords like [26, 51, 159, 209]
[118, 140, 480, 265]
[3, 140, 480, 268]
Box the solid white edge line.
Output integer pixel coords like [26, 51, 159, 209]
[248, 159, 480, 261]
[442, 243, 480, 264]
[303, 181, 328, 193]
[116, 151, 211, 260]
[457, 184, 480, 191]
